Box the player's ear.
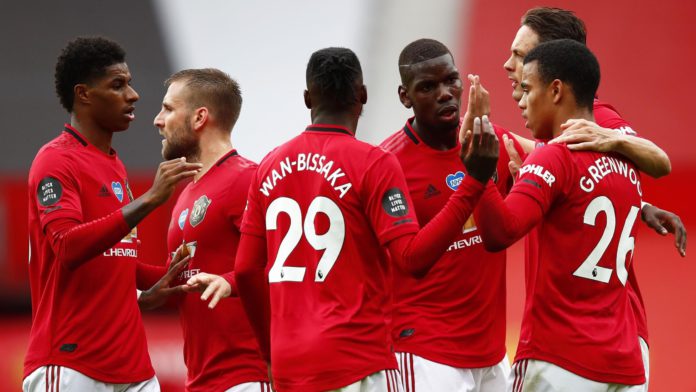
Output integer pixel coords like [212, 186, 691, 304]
[74, 84, 89, 106]
[551, 79, 563, 105]
[304, 89, 311, 109]
[359, 84, 367, 105]
[192, 107, 208, 131]
[398, 85, 412, 109]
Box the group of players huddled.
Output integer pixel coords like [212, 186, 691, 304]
[24, 6, 686, 392]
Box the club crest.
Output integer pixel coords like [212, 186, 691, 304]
[111, 181, 124, 202]
[178, 209, 189, 230]
[446, 171, 465, 191]
[189, 195, 211, 227]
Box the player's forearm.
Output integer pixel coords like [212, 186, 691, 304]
[236, 233, 272, 362]
[614, 135, 671, 178]
[121, 191, 162, 229]
[136, 262, 167, 290]
[46, 212, 131, 270]
[475, 185, 541, 252]
[388, 175, 486, 277]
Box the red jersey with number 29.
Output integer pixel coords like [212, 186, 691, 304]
[513, 143, 644, 384]
[241, 124, 420, 392]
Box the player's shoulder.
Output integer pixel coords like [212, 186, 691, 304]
[379, 126, 414, 155]
[527, 142, 571, 163]
[30, 132, 81, 175]
[218, 150, 258, 172]
[593, 98, 621, 114]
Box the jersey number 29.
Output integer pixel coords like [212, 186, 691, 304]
[266, 197, 345, 283]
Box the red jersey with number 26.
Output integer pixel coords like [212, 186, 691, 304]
[241, 124, 420, 392]
[593, 99, 648, 344]
[166, 150, 268, 391]
[513, 143, 644, 384]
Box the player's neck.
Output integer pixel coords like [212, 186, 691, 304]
[311, 113, 357, 135]
[553, 107, 594, 138]
[411, 118, 458, 151]
[70, 114, 114, 154]
[194, 132, 233, 181]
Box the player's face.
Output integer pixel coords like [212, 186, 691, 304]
[518, 61, 554, 140]
[154, 81, 199, 160]
[86, 63, 139, 132]
[401, 54, 463, 133]
[504, 25, 540, 103]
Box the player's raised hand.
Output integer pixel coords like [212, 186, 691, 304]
[184, 273, 232, 309]
[551, 119, 619, 152]
[461, 115, 499, 183]
[502, 134, 523, 180]
[138, 246, 190, 310]
[641, 204, 687, 257]
[146, 157, 203, 206]
[466, 74, 490, 118]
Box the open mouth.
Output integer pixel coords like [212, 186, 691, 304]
[124, 107, 135, 121]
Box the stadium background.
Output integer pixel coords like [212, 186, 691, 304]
[1, 0, 693, 390]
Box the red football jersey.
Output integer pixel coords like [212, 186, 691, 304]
[25, 125, 153, 382]
[380, 118, 522, 368]
[241, 124, 420, 391]
[167, 150, 268, 391]
[513, 144, 644, 384]
[593, 99, 648, 343]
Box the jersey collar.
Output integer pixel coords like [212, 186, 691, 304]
[63, 123, 118, 156]
[305, 124, 354, 136]
[402, 117, 462, 154]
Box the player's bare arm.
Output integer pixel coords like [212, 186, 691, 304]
[550, 118, 671, 178]
[138, 246, 190, 310]
[641, 204, 687, 257]
[122, 157, 202, 228]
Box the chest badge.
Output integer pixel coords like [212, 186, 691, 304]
[178, 208, 189, 230]
[446, 171, 465, 191]
[111, 181, 124, 202]
[189, 195, 211, 227]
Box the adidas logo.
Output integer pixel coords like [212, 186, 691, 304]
[424, 184, 441, 199]
[97, 184, 111, 197]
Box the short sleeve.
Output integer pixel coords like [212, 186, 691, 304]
[227, 164, 257, 230]
[240, 168, 266, 238]
[360, 151, 420, 245]
[29, 149, 83, 230]
[509, 144, 572, 215]
[594, 101, 637, 135]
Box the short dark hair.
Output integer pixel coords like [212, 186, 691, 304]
[54, 36, 126, 112]
[306, 47, 363, 112]
[524, 39, 599, 110]
[166, 68, 242, 132]
[398, 38, 452, 84]
[522, 7, 587, 45]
